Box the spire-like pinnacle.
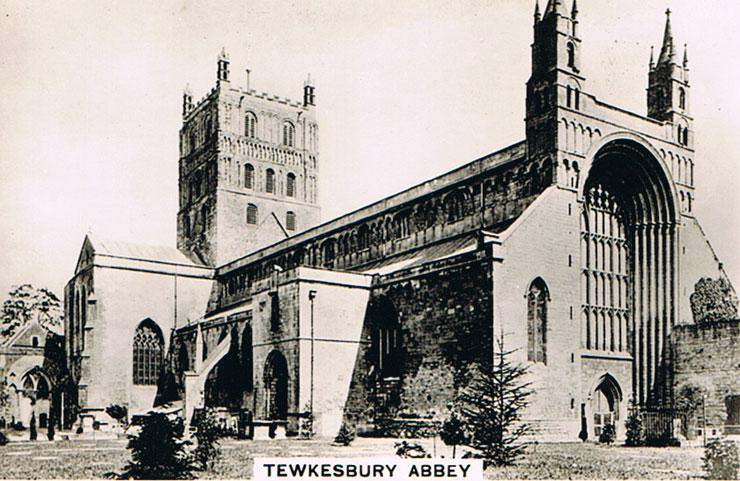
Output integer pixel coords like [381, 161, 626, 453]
[683, 44, 689, 67]
[544, 0, 566, 17]
[657, 9, 675, 64]
[218, 47, 229, 61]
[184, 83, 192, 96]
[305, 73, 313, 86]
[571, 0, 578, 19]
[649, 46, 655, 69]
[534, 0, 541, 23]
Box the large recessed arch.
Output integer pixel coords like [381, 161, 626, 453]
[263, 350, 289, 420]
[581, 134, 679, 408]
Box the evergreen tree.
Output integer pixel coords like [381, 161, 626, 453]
[460, 336, 532, 467]
[119, 413, 194, 479]
[624, 403, 645, 447]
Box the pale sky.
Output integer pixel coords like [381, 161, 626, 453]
[0, 0, 738, 299]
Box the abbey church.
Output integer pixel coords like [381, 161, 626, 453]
[64, 1, 731, 441]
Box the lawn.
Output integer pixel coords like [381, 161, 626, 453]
[0, 436, 706, 479]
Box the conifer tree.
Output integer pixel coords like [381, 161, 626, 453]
[460, 335, 532, 467]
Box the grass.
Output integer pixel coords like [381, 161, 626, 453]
[0, 435, 706, 479]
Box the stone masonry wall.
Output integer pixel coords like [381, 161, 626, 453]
[341, 250, 493, 434]
[674, 319, 740, 427]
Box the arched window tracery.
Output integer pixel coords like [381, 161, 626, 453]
[133, 319, 164, 386]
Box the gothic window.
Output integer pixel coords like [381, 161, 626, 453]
[567, 42, 576, 69]
[527, 278, 549, 364]
[32, 336, 39, 347]
[567, 86, 572, 108]
[246, 203, 258, 225]
[286, 173, 296, 197]
[133, 319, 164, 386]
[678, 87, 686, 110]
[266, 168, 275, 193]
[282, 121, 295, 147]
[245, 112, 257, 138]
[286, 211, 296, 231]
[244, 163, 254, 189]
[575, 89, 580, 110]
[184, 215, 190, 237]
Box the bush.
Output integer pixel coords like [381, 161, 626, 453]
[106, 405, 128, 426]
[599, 423, 616, 444]
[0, 431, 8, 446]
[624, 408, 645, 447]
[704, 439, 740, 480]
[440, 412, 468, 458]
[193, 409, 221, 471]
[395, 440, 430, 458]
[333, 423, 355, 446]
[118, 413, 194, 479]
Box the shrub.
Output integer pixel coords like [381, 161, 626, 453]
[440, 412, 468, 458]
[106, 405, 128, 426]
[193, 409, 221, 471]
[704, 439, 740, 480]
[333, 423, 355, 446]
[624, 407, 645, 447]
[118, 413, 194, 479]
[0, 431, 8, 446]
[599, 423, 616, 444]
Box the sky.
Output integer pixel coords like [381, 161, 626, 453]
[0, 0, 738, 299]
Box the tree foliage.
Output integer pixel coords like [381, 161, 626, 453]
[106, 405, 128, 424]
[599, 423, 616, 444]
[675, 384, 705, 415]
[440, 411, 469, 458]
[459, 336, 532, 467]
[624, 402, 645, 447]
[1, 284, 63, 341]
[690, 277, 738, 326]
[193, 409, 222, 472]
[118, 413, 194, 479]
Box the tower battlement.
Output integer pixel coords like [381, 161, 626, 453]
[177, 50, 321, 267]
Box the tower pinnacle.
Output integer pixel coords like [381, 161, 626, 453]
[571, 0, 578, 19]
[534, 0, 541, 24]
[544, 0, 567, 17]
[217, 48, 230, 82]
[657, 9, 675, 64]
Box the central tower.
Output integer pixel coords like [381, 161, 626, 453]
[177, 50, 321, 266]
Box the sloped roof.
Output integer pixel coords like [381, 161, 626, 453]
[90, 236, 205, 267]
[358, 233, 479, 276]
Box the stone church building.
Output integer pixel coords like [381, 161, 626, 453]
[65, 1, 730, 440]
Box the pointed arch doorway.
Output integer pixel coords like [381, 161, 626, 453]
[589, 374, 623, 439]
